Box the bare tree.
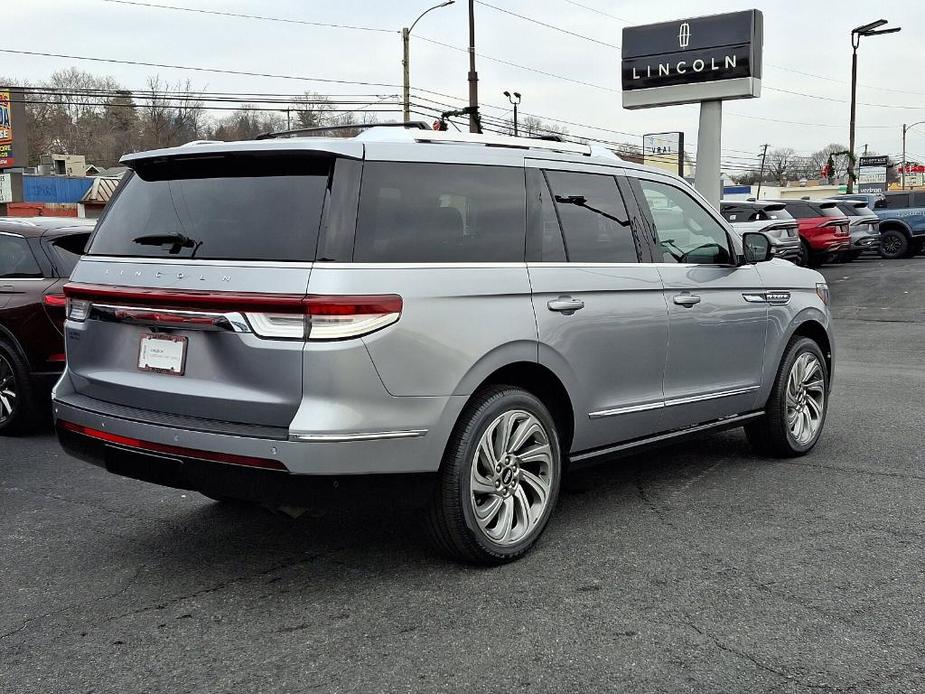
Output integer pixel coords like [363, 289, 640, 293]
[766, 147, 797, 185]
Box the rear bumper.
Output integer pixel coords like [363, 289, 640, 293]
[52, 381, 465, 478]
[851, 234, 880, 250]
[769, 239, 801, 260]
[56, 423, 435, 507]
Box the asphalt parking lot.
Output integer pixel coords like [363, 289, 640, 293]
[2, 257, 923, 694]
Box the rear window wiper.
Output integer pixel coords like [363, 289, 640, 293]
[132, 232, 199, 254]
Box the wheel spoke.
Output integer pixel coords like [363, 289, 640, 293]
[512, 485, 534, 529]
[470, 473, 497, 495]
[485, 497, 515, 543]
[474, 495, 503, 525]
[805, 395, 823, 420]
[518, 442, 552, 466]
[507, 416, 540, 454]
[496, 411, 518, 459]
[519, 469, 550, 506]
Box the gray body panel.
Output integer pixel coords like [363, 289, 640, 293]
[54, 131, 835, 479]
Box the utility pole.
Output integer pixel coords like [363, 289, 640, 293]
[756, 143, 769, 199]
[467, 0, 479, 133]
[863, 144, 869, 156]
[402, 2, 455, 123]
[903, 123, 907, 189]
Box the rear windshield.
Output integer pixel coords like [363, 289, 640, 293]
[87, 154, 330, 261]
[814, 204, 846, 218]
[835, 203, 874, 217]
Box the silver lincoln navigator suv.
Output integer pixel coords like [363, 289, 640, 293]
[54, 125, 834, 564]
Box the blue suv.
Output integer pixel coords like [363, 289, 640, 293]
[833, 191, 925, 259]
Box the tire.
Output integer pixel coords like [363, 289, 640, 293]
[801, 239, 824, 268]
[879, 229, 909, 259]
[0, 342, 41, 436]
[746, 336, 829, 457]
[797, 240, 810, 267]
[426, 386, 562, 565]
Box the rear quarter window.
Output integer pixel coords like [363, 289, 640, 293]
[49, 233, 91, 277]
[783, 203, 816, 219]
[884, 193, 910, 210]
[354, 162, 526, 263]
[87, 154, 331, 261]
[0, 235, 42, 278]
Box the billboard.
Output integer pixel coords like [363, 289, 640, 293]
[622, 10, 763, 109]
[0, 90, 13, 168]
[643, 132, 685, 176]
[857, 155, 888, 194]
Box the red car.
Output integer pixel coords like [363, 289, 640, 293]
[773, 199, 850, 267]
[0, 217, 95, 434]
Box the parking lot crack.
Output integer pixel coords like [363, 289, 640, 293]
[0, 563, 146, 643]
[681, 617, 838, 691]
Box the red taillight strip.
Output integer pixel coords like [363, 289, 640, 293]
[64, 283, 307, 314]
[63, 283, 401, 317]
[43, 294, 67, 307]
[57, 420, 288, 471]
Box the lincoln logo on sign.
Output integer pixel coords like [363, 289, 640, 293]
[621, 10, 763, 109]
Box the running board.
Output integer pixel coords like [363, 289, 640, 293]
[569, 411, 764, 465]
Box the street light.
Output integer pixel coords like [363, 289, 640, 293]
[847, 18, 901, 193]
[902, 121, 925, 190]
[402, 0, 455, 123]
[503, 90, 521, 136]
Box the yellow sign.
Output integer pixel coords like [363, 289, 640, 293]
[0, 90, 13, 168]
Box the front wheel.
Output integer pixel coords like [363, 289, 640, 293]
[0, 343, 40, 436]
[427, 386, 561, 564]
[746, 337, 829, 457]
[879, 229, 909, 259]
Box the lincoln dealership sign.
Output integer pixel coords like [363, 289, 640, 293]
[622, 10, 763, 109]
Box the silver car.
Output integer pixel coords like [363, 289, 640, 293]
[831, 200, 881, 261]
[720, 200, 802, 262]
[53, 127, 834, 564]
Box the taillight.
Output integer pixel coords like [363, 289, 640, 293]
[61, 284, 403, 341]
[66, 298, 91, 322]
[43, 294, 67, 307]
[244, 295, 403, 341]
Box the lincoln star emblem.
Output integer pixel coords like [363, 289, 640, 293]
[678, 21, 691, 49]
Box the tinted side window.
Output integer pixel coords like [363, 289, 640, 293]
[0, 235, 42, 278]
[884, 193, 910, 209]
[637, 180, 732, 264]
[354, 163, 525, 263]
[720, 205, 740, 222]
[50, 233, 91, 276]
[913, 192, 925, 207]
[545, 171, 637, 263]
[525, 169, 565, 262]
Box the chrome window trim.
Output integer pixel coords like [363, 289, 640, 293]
[90, 304, 252, 333]
[289, 429, 428, 443]
[83, 256, 316, 269]
[0, 277, 50, 282]
[0, 231, 26, 238]
[589, 385, 760, 419]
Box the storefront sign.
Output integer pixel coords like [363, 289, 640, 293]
[858, 155, 888, 194]
[622, 10, 763, 109]
[643, 132, 685, 176]
[0, 90, 14, 168]
[0, 173, 12, 203]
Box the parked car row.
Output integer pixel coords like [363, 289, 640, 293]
[722, 191, 925, 267]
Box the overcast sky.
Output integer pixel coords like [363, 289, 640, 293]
[6, 0, 925, 172]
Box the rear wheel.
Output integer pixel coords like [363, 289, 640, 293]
[746, 337, 828, 457]
[879, 229, 909, 259]
[0, 343, 40, 436]
[427, 386, 561, 564]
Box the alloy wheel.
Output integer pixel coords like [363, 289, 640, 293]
[882, 234, 901, 256]
[0, 354, 17, 425]
[786, 353, 825, 446]
[469, 409, 555, 546]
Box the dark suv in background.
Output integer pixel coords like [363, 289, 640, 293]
[0, 217, 95, 434]
[774, 199, 850, 267]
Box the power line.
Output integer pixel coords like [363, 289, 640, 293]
[559, 0, 631, 23]
[0, 49, 405, 90]
[725, 111, 896, 129]
[100, 0, 395, 33]
[765, 85, 925, 111]
[473, 0, 620, 50]
[415, 35, 617, 92]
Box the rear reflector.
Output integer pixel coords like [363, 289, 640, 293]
[47, 353, 66, 363]
[57, 420, 288, 471]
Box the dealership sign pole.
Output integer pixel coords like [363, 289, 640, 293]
[622, 11, 763, 208]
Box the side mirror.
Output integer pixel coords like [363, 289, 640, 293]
[742, 232, 772, 264]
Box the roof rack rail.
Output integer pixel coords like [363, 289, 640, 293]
[256, 121, 430, 140]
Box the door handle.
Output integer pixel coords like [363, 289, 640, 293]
[547, 296, 585, 315]
[0, 285, 14, 293]
[673, 293, 701, 307]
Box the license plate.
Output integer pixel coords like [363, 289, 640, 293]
[138, 334, 187, 375]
